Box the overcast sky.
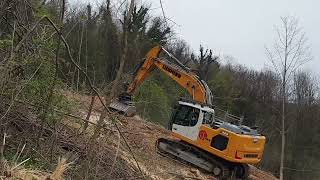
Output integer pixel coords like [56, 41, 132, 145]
[75, 0, 319, 75]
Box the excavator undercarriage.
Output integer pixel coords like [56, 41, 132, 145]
[156, 138, 249, 179]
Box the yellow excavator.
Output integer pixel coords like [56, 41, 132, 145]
[109, 46, 266, 179]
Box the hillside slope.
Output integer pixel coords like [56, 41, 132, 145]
[70, 92, 277, 180]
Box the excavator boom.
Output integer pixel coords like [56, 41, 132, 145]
[109, 45, 212, 116]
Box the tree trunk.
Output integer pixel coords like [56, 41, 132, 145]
[280, 28, 288, 180]
[77, 21, 84, 91]
[280, 86, 285, 180]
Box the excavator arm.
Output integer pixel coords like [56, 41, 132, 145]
[127, 46, 208, 103]
[109, 45, 213, 116]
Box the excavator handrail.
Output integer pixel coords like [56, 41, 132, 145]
[161, 47, 191, 72]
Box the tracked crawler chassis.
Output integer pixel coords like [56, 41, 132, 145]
[156, 138, 249, 179]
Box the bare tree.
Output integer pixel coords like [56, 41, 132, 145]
[265, 16, 312, 180]
[191, 45, 219, 81]
[169, 39, 192, 65]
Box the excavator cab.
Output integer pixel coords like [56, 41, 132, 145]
[168, 100, 215, 142]
[161, 100, 265, 179]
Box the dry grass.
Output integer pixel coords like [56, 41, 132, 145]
[0, 158, 48, 180]
[0, 157, 70, 180]
[48, 158, 71, 180]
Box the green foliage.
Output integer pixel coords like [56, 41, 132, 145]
[22, 54, 72, 124]
[133, 70, 189, 126]
[129, 6, 149, 34]
[134, 78, 170, 125]
[146, 17, 171, 45]
[32, 0, 50, 18]
[33, 37, 57, 50]
[23, 57, 54, 100]
[0, 39, 12, 48]
[3, 151, 48, 170]
[32, 0, 58, 20]
[210, 69, 238, 110]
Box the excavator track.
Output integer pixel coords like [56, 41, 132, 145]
[156, 138, 249, 180]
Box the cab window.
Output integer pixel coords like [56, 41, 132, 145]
[203, 111, 214, 125]
[173, 105, 199, 126]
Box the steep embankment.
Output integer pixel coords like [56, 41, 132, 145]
[67, 91, 277, 180]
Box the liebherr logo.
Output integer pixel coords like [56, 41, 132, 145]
[198, 130, 210, 142]
[198, 130, 207, 140]
[162, 64, 181, 78]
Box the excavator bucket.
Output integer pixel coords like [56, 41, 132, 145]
[109, 93, 136, 117]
